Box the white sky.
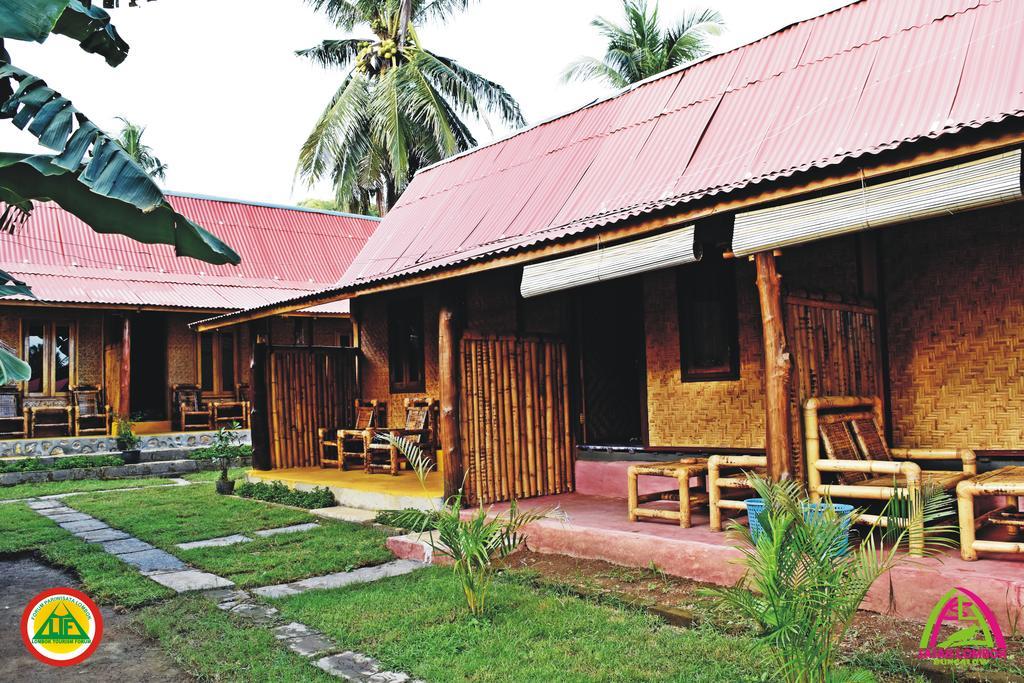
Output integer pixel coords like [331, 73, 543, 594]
[0, 0, 851, 206]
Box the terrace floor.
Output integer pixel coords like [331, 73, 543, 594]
[247, 466, 443, 512]
[480, 492, 1024, 631]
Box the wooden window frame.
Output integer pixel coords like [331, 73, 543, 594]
[677, 260, 740, 382]
[388, 298, 426, 394]
[196, 330, 238, 398]
[22, 319, 77, 397]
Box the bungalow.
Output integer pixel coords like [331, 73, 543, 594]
[0, 193, 379, 441]
[196, 0, 1024, 598]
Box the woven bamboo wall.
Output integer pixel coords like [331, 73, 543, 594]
[268, 347, 357, 468]
[460, 335, 573, 505]
[644, 264, 766, 448]
[884, 204, 1024, 449]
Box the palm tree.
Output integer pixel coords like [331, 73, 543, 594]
[114, 117, 168, 180]
[297, 0, 526, 215]
[563, 1, 724, 89]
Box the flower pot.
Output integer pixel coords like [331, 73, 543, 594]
[745, 498, 855, 556]
[120, 449, 141, 465]
[215, 478, 236, 495]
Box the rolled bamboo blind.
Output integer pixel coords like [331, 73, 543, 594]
[785, 294, 883, 480]
[268, 348, 358, 469]
[459, 335, 574, 505]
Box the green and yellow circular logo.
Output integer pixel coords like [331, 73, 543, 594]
[21, 588, 103, 666]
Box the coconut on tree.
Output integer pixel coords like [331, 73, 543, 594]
[297, 0, 526, 215]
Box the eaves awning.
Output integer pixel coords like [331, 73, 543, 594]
[520, 224, 699, 298]
[731, 150, 1023, 257]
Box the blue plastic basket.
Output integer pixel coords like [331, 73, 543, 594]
[745, 498, 855, 556]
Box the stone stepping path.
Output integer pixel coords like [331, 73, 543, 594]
[253, 559, 423, 599]
[175, 522, 320, 551]
[203, 587, 421, 682]
[26, 499, 232, 592]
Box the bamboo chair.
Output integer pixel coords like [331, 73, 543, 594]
[318, 399, 379, 470]
[366, 398, 438, 476]
[708, 454, 768, 531]
[804, 396, 976, 557]
[172, 384, 212, 431]
[29, 404, 72, 437]
[70, 385, 111, 436]
[0, 387, 28, 440]
[212, 383, 250, 429]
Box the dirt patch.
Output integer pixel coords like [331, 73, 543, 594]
[0, 557, 191, 682]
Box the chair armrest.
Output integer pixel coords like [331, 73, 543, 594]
[384, 428, 429, 437]
[891, 447, 976, 474]
[338, 428, 369, 439]
[708, 454, 767, 470]
[815, 459, 921, 477]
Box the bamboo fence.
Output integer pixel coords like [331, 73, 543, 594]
[459, 335, 573, 505]
[268, 347, 357, 469]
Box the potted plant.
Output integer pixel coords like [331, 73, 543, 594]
[115, 416, 141, 464]
[213, 423, 241, 495]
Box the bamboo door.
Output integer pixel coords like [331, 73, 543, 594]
[267, 347, 358, 469]
[785, 294, 884, 480]
[459, 336, 573, 505]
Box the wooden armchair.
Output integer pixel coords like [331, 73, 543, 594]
[318, 399, 379, 470]
[366, 398, 438, 476]
[172, 384, 212, 431]
[804, 396, 976, 556]
[70, 385, 111, 436]
[708, 454, 768, 531]
[212, 384, 250, 429]
[0, 387, 28, 440]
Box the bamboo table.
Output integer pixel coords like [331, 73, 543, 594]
[627, 458, 709, 528]
[957, 466, 1024, 561]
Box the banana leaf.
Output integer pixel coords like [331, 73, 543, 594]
[0, 344, 30, 383]
[0, 0, 71, 43]
[0, 153, 240, 265]
[0, 268, 32, 297]
[52, 0, 129, 66]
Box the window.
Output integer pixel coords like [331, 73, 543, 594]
[677, 259, 739, 381]
[388, 298, 424, 393]
[23, 321, 74, 396]
[198, 331, 236, 395]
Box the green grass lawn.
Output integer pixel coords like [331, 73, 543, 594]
[181, 467, 249, 483]
[0, 503, 172, 607]
[0, 477, 180, 501]
[270, 566, 794, 682]
[136, 594, 334, 682]
[68, 484, 393, 588]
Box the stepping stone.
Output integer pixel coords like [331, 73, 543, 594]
[120, 549, 187, 573]
[253, 560, 424, 599]
[316, 652, 411, 682]
[147, 570, 234, 592]
[229, 603, 279, 623]
[34, 505, 75, 516]
[274, 623, 335, 657]
[47, 512, 92, 523]
[202, 587, 250, 604]
[101, 538, 155, 555]
[311, 506, 378, 524]
[60, 519, 109, 533]
[253, 522, 320, 537]
[27, 499, 63, 510]
[176, 534, 252, 550]
[78, 528, 131, 543]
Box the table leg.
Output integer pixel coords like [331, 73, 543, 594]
[956, 480, 977, 561]
[678, 472, 691, 528]
[627, 468, 638, 523]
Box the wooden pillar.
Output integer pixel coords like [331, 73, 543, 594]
[754, 251, 793, 481]
[119, 315, 131, 418]
[438, 302, 464, 501]
[250, 323, 272, 471]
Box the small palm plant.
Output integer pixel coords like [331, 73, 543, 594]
[380, 434, 560, 616]
[707, 474, 956, 683]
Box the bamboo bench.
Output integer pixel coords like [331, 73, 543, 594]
[957, 466, 1024, 561]
[627, 458, 708, 528]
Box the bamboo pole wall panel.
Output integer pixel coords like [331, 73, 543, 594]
[785, 295, 883, 480]
[459, 335, 573, 505]
[268, 348, 358, 469]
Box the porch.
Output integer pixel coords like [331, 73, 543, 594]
[246, 466, 443, 512]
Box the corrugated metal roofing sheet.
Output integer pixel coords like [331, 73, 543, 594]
[339, 0, 1024, 289]
[0, 192, 378, 310]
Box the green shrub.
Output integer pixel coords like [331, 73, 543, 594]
[0, 454, 124, 473]
[235, 481, 334, 509]
[190, 444, 253, 461]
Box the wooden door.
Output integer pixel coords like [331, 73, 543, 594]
[785, 293, 884, 480]
[103, 317, 122, 418]
[459, 335, 573, 505]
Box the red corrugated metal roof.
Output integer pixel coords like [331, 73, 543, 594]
[341, 0, 1024, 288]
[0, 192, 377, 310]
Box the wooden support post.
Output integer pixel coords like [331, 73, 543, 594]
[438, 303, 464, 501]
[250, 325, 272, 471]
[754, 251, 793, 481]
[119, 315, 131, 418]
